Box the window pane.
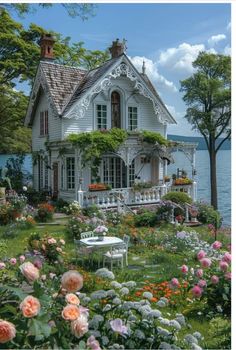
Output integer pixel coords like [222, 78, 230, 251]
[97, 105, 107, 129]
[66, 157, 75, 189]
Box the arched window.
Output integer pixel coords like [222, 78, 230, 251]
[111, 91, 121, 128]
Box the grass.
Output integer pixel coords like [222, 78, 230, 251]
[0, 217, 231, 349]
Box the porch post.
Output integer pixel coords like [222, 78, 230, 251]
[74, 148, 79, 201]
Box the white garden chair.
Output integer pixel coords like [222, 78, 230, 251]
[80, 231, 95, 239]
[74, 238, 94, 266]
[103, 243, 126, 270]
[123, 234, 130, 266]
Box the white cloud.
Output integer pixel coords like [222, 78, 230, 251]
[130, 56, 177, 93]
[158, 43, 205, 74]
[223, 46, 231, 55]
[208, 34, 226, 46]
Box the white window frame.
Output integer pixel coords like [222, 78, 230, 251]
[127, 105, 138, 131]
[66, 157, 75, 190]
[95, 103, 108, 130]
[39, 110, 49, 136]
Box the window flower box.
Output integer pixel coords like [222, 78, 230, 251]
[173, 178, 193, 186]
[88, 183, 112, 192]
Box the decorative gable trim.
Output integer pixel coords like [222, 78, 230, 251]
[25, 65, 59, 126]
[63, 57, 174, 124]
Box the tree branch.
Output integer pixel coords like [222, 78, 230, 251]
[216, 131, 231, 153]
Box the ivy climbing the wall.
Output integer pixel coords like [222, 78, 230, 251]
[67, 128, 128, 181]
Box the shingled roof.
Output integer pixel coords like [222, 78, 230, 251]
[62, 56, 121, 115]
[40, 61, 87, 114]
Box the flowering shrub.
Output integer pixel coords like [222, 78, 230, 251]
[173, 177, 193, 185]
[63, 201, 81, 215]
[27, 233, 65, 263]
[0, 263, 205, 349]
[170, 245, 231, 316]
[67, 216, 94, 240]
[94, 225, 108, 237]
[35, 203, 54, 222]
[195, 201, 222, 228]
[16, 215, 36, 229]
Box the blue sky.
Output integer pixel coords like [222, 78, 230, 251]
[13, 3, 231, 136]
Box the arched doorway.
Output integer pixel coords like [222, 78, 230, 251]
[111, 91, 121, 128]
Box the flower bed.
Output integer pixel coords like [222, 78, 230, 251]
[88, 183, 111, 191]
[173, 178, 193, 185]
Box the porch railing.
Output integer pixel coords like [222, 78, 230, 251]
[82, 185, 167, 208]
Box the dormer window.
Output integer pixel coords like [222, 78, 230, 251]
[40, 110, 48, 136]
[111, 91, 121, 128]
[96, 105, 107, 129]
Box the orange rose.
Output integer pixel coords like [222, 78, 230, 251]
[20, 296, 41, 318]
[0, 320, 16, 344]
[61, 270, 83, 292]
[65, 293, 80, 305]
[71, 315, 88, 338]
[19, 262, 40, 283]
[62, 304, 80, 321]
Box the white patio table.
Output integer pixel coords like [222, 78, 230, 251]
[80, 236, 123, 248]
[79, 236, 124, 267]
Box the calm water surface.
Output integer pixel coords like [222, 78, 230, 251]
[0, 151, 231, 225]
[168, 150, 231, 225]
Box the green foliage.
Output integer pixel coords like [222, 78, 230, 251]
[68, 129, 127, 180]
[141, 130, 169, 146]
[132, 181, 152, 191]
[204, 317, 231, 349]
[4, 155, 25, 191]
[134, 210, 158, 227]
[162, 191, 192, 205]
[195, 201, 222, 228]
[81, 204, 104, 219]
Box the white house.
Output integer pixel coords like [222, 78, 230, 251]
[25, 35, 197, 208]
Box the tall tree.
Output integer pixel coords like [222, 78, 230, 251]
[180, 52, 231, 209]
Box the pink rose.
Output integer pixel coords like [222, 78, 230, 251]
[10, 258, 17, 265]
[20, 296, 41, 318]
[33, 259, 42, 269]
[56, 247, 62, 253]
[0, 320, 16, 344]
[87, 335, 102, 350]
[19, 262, 40, 283]
[219, 260, 229, 272]
[0, 262, 6, 270]
[171, 278, 180, 288]
[48, 238, 57, 244]
[196, 269, 203, 278]
[222, 252, 231, 264]
[41, 274, 46, 281]
[191, 285, 203, 298]
[60, 239, 65, 245]
[211, 275, 219, 284]
[61, 270, 83, 292]
[19, 255, 25, 263]
[197, 250, 206, 260]
[200, 257, 212, 268]
[198, 279, 207, 288]
[181, 265, 188, 274]
[71, 315, 88, 338]
[224, 272, 231, 280]
[212, 241, 222, 250]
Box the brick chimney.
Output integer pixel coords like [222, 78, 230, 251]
[39, 34, 55, 60]
[109, 39, 127, 58]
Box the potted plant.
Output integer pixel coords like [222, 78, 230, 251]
[88, 183, 112, 191]
[164, 175, 171, 183]
[93, 225, 108, 241]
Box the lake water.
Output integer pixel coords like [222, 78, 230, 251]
[168, 150, 231, 225]
[0, 151, 231, 225]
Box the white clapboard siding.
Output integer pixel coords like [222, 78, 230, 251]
[32, 92, 62, 151]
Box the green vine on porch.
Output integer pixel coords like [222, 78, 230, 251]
[67, 128, 128, 181]
[140, 130, 170, 147]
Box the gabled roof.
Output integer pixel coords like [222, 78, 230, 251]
[40, 61, 87, 114]
[25, 54, 176, 125]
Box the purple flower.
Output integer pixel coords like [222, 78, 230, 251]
[110, 318, 128, 336]
[176, 231, 186, 239]
[87, 336, 101, 350]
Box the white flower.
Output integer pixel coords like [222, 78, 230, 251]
[122, 281, 137, 289]
[112, 297, 121, 305]
[22, 186, 27, 191]
[184, 334, 198, 345]
[134, 329, 145, 339]
[159, 318, 170, 326]
[159, 342, 173, 349]
[95, 268, 114, 280]
[169, 320, 181, 330]
[91, 290, 107, 300]
[143, 291, 153, 300]
[175, 314, 186, 326]
[157, 300, 166, 308]
[148, 310, 162, 318]
[120, 287, 129, 296]
[157, 327, 171, 337]
[193, 332, 203, 340]
[103, 304, 112, 312]
[110, 281, 122, 289]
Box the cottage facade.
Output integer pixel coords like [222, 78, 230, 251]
[25, 36, 196, 208]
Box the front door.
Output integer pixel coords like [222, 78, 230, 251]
[151, 157, 159, 185]
[53, 162, 59, 198]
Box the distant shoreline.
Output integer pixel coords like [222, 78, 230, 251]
[168, 134, 231, 151]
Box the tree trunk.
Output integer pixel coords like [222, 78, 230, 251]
[209, 136, 217, 209]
